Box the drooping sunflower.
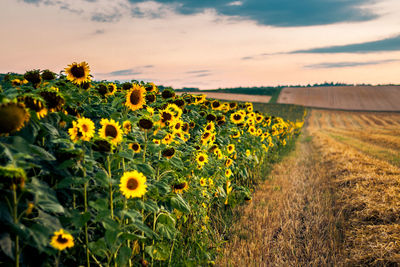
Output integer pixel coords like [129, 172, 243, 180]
[162, 147, 175, 159]
[0, 165, 27, 190]
[129, 142, 141, 153]
[119, 170, 147, 198]
[125, 84, 146, 111]
[123, 120, 132, 134]
[99, 118, 123, 145]
[39, 87, 65, 112]
[41, 69, 56, 81]
[230, 112, 244, 124]
[18, 94, 48, 119]
[204, 121, 215, 132]
[227, 144, 235, 154]
[225, 158, 233, 168]
[106, 83, 117, 96]
[77, 117, 95, 141]
[196, 152, 208, 167]
[172, 181, 189, 194]
[145, 82, 157, 93]
[0, 102, 30, 136]
[65, 61, 91, 85]
[24, 70, 42, 88]
[161, 88, 175, 99]
[145, 92, 156, 104]
[50, 229, 74, 251]
[138, 118, 153, 131]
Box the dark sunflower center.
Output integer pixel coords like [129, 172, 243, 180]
[127, 178, 139, 190]
[129, 90, 141, 105]
[145, 85, 153, 92]
[81, 124, 88, 132]
[107, 85, 115, 93]
[174, 99, 185, 107]
[105, 125, 118, 138]
[173, 182, 186, 190]
[70, 65, 85, 78]
[206, 125, 212, 131]
[206, 114, 216, 121]
[132, 143, 139, 151]
[212, 102, 220, 108]
[56, 235, 68, 244]
[174, 123, 181, 130]
[162, 112, 172, 122]
[145, 94, 156, 103]
[233, 114, 241, 120]
[162, 148, 175, 158]
[229, 102, 236, 108]
[182, 123, 189, 132]
[199, 156, 204, 162]
[138, 119, 153, 130]
[202, 132, 210, 139]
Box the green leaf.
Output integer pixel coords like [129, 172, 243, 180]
[135, 199, 159, 213]
[105, 229, 118, 249]
[94, 170, 109, 187]
[28, 144, 56, 161]
[70, 211, 91, 228]
[156, 213, 177, 240]
[116, 246, 132, 267]
[89, 198, 108, 212]
[169, 157, 184, 170]
[145, 243, 170, 261]
[0, 233, 13, 260]
[170, 195, 190, 214]
[136, 163, 155, 178]
[88, 238, 108, 258]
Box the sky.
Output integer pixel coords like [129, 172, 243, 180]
[0, 0, 400, 89]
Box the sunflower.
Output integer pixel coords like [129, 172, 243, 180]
[248, 126, 256, 135]
[232, 130, 241, 138]
[65, 62, 90, 85]
[145, 93, 156, 104]
[138, 118, 153, 131]
[145, 82, 157, 93]
[170, 120, 183, 133]
[119, 170, 147, 198]
[161, 88, 175, 99]
[172, 181, 189, 194]
[76, 117, 95, 141]
[206, 113, 216, 121]
[229, 102, 237, 109]
[0, 102, 30, 136]
[225, 169, 232, 178]
[39, 88, 65, 112]
[123, 120, 132, 134]
[225, 158, 233, 167]
[256, 114, 264, 124]
[122, 82, 133, 91]
[24, 70, 42, 88]
[256, 128, 263, 136]
[181, 122, 189, 133]
[159, 109, 175, 127]
[99, 118, 123, 145]
[246, 150, 251, 157]
[50, 229, 74, 251]
[162, 133, 174, 145]
[68, 121, 80, 142]
[196, 152, 208, 167]
[227, 144, 235, 154]
[125, 84, 146, 111]
[92, 138, 112, 153]
[162, 147, 175, 159]
[211, 100, 221, 110]
[166, 104, 183, 119]
[129, 142, 141, 153]
[41, 69, 56, 81]
[18, 94, 48, 119]
[106, 83, 117, 96]
[199, 178, 207, 187]
[230, 112, 244, 124]
[11, 79, 22, 86]
[204, 121, 215, 132]
[0, 165, 27, 190]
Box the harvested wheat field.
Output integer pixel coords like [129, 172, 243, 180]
[176, 91, 271, 103]
[278, 86, 400, 111]
[220, 110, 400, 266]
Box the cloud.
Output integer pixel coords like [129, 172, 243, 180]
[304, 59, 399, 69]
[93, 29, 105, 35]
[128, 0, 377, 27]
[106, 69, 142, 76]
[185, 70, 210, 74]
[91, 10, 122, 23]
[292, 34, 400, 54]
[194, 73, 211, 77]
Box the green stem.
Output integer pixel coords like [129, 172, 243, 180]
[107, 155, 114, 220]
[12, 188, 19, 267]
[84, 181, 90, 267]
[142, 131, 147, 163]
[168, 238, 176, 267]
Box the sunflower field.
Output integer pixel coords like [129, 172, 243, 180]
[0, 62, 304, 266]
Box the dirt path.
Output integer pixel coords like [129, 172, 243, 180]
[218, 133, 339, 266]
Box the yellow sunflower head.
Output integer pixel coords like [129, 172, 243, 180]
[204, 121, 215, 132]
[123, 120, 132, 134]
[199, 177, 207, 187]
[196, 152, 208, 167]
[225, 158, 233, 167]
[68, 121, 80, 143]
[129, 142, 141, 153]
[227, 144, 235, 154]
[172, 181, 189, 194]
[119, 170, 147, 198]
[76, 117, 95, 141]
[65, 62, 91, 85]
[125, 84, 146, 111]
[145, 82, 157, 93]
[50, 229, 74, 251]
[225, 169, 232, 178]
[99, 118, 123, 145]
[230, 112, 244, 124]
[211, 100, 221, 110]
[0, 102, 30, 136]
